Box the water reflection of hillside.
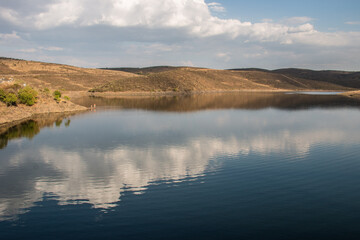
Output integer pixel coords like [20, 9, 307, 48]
[0, 114, 73, 149]
[73, 92, 360, 111]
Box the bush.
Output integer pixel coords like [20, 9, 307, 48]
[0, 88, 6, 101]
[53, 90, 61, 98]
[53, 90, 61, 102]
[64, 96, 70, 101]
[4, 93, 17, 106]
[18, 86, 38, 106]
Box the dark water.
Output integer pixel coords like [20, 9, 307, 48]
[1, 93, 360, 240]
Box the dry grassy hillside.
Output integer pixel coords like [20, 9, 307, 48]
[272, 68, 360, 89]
[101, 66, 179, 75]
[1, 58, 358, 93]
[94, 67, 352, 92]
[0, 58, 136, 91]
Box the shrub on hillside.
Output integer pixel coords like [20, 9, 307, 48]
[53, 90, 61, 97]
[4, 93, 17, 106]
[0, 88, 6, 101]
[53, 90, 61, 102]
[18, 86, 38, 106]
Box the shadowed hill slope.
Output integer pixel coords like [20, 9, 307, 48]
[101, 66, 180, 75]
[272, 68, 360, 89]
[0, 58, 136, 91]
[231, 68, 360, 89]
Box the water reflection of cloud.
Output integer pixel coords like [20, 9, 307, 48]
[0, 140, 220, 220]
[1, 109, 360, 221]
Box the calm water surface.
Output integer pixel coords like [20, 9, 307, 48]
[1, 93, 360, 240]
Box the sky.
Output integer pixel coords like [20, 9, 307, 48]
[0, 0, 359, 70]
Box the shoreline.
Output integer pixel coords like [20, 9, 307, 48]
[0, 100, 88, 132]
[341, 90, 360, 99]
[88, 88, 346, 98]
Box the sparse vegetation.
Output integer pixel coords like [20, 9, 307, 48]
[64, 96, 70, 101]
[12, 83, 22, 91]
[53, 90, 61, 102]
[18, 86, 38, 106]
[0, 88, 6, 101]
[53, 90, 62, 98]
[4, 93, 17, 106]
[43, 88, 50, 95]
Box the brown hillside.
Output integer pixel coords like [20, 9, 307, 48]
[231, 68, 360, 89]
[1, 58, 358, 93]
[101, 66, 180, 75]
[94, 67, 352, 93]
[273, 68, 360, 88]
[0, 58, 136, 91]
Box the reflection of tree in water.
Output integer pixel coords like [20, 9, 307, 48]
[65, 119, 71, 127]
[0, 116, 72, 149]
[55, 119, 63, 127]
[0, 121, 40, 149]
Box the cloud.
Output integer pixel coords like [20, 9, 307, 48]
[345, 21, 360, 25]
[216, 52, 231, 62]
[0, 31, 20, 41]
[0, 0, 357, 48]
[0, 0, 359, 70]
[17, 46, 64, 53]
[39, 46, 64, 51]
[282, 16, 314, 25]
[207, 2, 226, 12]
[17, 48, 37, 53]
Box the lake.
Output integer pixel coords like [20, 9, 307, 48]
[1, 92, 360, 240]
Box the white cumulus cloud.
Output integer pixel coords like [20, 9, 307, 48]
[0, 0, 359, 69]
[0, 1, 328, 42]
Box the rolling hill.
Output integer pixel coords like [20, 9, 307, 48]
[0, 57, 136, 91]
[1, 58, 359, 93]
[231, 68, 360, 89]
[95, 67, 359, 92]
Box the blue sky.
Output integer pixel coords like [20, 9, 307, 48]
[0, 0, 359, 70]
[216, 0, 360, 31]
